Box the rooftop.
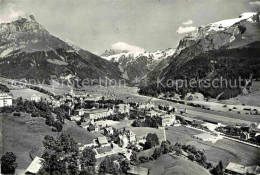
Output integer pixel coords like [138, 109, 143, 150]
[226, 162, 247, 174]
[84, 108, 111, 114]
[225, 162, 260, 175]
[127, 165, 149, 175]
[25, 156, 44, 174]
[97, 136, 108, 145]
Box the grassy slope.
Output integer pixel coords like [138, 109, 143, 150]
[0, 113, 56, 169]
[166, 126, 260, 167]
[0, 114, 96, 169]
[141, 154, 211, 175]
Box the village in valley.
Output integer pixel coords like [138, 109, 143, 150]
[0, 1, 260, 175]
[0, 79, 260, 175]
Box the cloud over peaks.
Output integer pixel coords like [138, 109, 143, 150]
[176, 26, 196, 34]
[111, 42, 145, 52]
[249, 1, 260, 6]
[182, 20, 193, 25]
[0, 3, 24, 23]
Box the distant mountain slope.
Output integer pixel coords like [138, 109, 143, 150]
[102, 49, 175, 82]
[139, 12, 260, 99]
[0, 14, 122, 84]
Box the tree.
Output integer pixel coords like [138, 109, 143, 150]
[176, 148, 182, 156]
[79, 166, 95, 175]
[169, 145, 177, 152]
[81, 148, 97, 168]
[188, 154, 196, 161]
[45, 114, 55, 126]
[1, 152, 18, 174]
[67, 153, 80, 175]
[144, 133, 159, 149]
[99, 156, 119, 175]
[152, 148, 162, 160]
[210, 161, 223, 175]
[130, 151, 139, 165]
[131, 120, 143, 127]
[120, 159, 130, 174]
[41, 134, 79, 175]
[53, 120, 63, 132]
[160, 141, 170, 154]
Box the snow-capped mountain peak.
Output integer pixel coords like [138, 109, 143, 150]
[102, 48, 175, 62]
[101, 48, 175, 81]
[175, 12, 260, 60]
[207, 12, 258, 31]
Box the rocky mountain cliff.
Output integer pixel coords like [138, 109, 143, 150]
[140, 12, 260, 99]
[101, 48, 175, 82]
[0, 14, 122, 84]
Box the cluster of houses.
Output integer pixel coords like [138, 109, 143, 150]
[217, 122, 260, 142]
[71, 103, 130, 122]
[0, 92, 12, 107]
[49, 89, 104, 108]
[0, 90, 44, 108]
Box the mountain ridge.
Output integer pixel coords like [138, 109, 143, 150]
[0, 15, 123, 84]
[101, 48, 175, 82]
[139, 12, 260, 99]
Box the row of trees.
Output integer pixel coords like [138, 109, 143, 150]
[39, 134, 97, 175]
[134, 141, 224, 175]
[132, 116, 162, 128]
[40, 134, 136, 175]
[1, 97, 69, 132]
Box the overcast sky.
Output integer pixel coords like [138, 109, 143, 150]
[0, 0, 259, 54]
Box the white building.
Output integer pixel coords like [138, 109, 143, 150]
[193, 133, 223, 143]
[114, 104, 130, 114]
[25, 156, 44, 175]
[118, 134, 129, 148]
[84, 108, 114, 120]
[75, 108, 86, 116]
[161, 114, 176, 127]
[125, 130, 136, 143]
[31, 94, 42, 102]
[0, 92, 12, 107]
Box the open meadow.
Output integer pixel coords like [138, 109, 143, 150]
[10, 89, 49, 100]
[0, 113, 96, 169]
[141, 154, 211, 175]
[112, 119, 165, 142]
[166, 126, 260, 167]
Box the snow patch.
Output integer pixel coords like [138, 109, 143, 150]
[208, 12, 257, 31]
[0, 48, 14, 57]
[102, 48, 175, 62]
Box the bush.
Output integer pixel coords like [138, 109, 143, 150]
[1, 152, 17, 174]
[31, 112, 39, 117]
[1, 106, 14, 113]
[144, 133, 159, 150]
[13, 112, 21, 116]
[152, 148, 162, 160]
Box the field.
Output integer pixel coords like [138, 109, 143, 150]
[0, 113, 56, 169]
[81, 85, 260, 124]
[223, 81, 260, 107]
[112, 119, 165, 142]
[10, 88, 50, 100]
[141, 154, 211, 175]
[166, 126, 260, 167]
[0, 113, 96, 169]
